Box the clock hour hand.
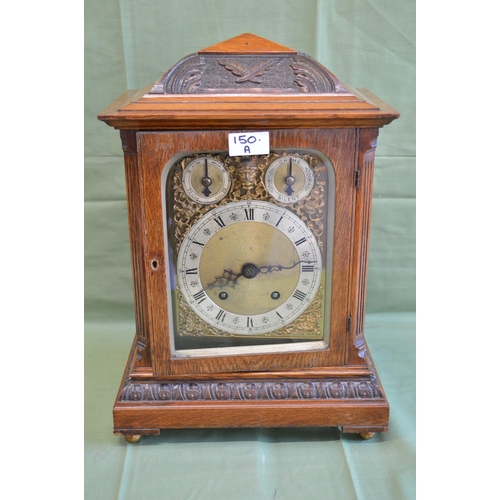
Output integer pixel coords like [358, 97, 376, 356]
[201, 158, 212, 196]
[206, 269, 242, 289]
[206, 260, 313, 289]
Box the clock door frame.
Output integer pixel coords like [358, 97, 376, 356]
[131, 128, 361, 376]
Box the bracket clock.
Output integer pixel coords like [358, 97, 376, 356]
[98, 34, 399, 442]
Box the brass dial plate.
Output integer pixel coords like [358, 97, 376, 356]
[177, 200, 322, 335]
[165, 149, 333, 344]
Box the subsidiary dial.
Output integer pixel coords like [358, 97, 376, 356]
[182, 156, 231, 204]
[265, 155, 315, 204]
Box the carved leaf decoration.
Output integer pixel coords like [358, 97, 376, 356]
[119, 377, 385, 402]
[180, 65, 204, 93]
[218, 58, 280, 84]
[217, 59, 247, 77]
[290, 56, 348, 93]
[291, 64, 322, 93]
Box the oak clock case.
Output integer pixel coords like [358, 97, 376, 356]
[164, 150, 334, 352]
[97, 33, 400, 443]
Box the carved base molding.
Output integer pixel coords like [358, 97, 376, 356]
[113, 337, 389, 437]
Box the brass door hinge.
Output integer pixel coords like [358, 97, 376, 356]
[355, 169, 360, 188]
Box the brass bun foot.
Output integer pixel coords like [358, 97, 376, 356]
[359, 432, 376, 440]
[124, 435, 142, 443]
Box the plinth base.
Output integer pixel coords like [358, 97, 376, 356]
[113, 338, 389, 440]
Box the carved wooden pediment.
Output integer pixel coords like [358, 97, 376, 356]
[150, 34, 349, 94]
[98, 33, 399, 130]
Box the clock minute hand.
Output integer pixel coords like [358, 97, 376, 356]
[257, 260, 313, 275]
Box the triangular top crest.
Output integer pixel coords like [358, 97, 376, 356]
[199, 33, 297, 55]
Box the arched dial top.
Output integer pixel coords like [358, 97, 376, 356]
[177, 200, 322, 335]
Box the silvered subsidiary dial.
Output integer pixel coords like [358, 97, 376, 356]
[182, 156, 231, 204]
[265, 155, 314, 203]
[177, 200, 322, 335]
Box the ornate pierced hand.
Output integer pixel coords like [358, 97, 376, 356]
[206, 260, 312, 289]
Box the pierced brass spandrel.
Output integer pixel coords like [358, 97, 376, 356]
[176, 284, 323, 339]
[171, 151, 326, 253]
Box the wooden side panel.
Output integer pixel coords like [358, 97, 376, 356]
[347, 128, 379, 364]
[120, 130, 151, 367]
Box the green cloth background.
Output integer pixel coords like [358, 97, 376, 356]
[85, 1, 415, 498]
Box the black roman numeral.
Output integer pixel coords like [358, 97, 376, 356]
[275, 216, 283, 227]
[244, 208, 254, 220]
[193, 290, 207, 304]
[216, 310, 226, 322]
[293, 290, 307, 301]
[301, 264, 314, 272]
[294, 237, 307, 246]
[247, 317, 253, 327]
[214, 216, 225, 228]
[192, 241, 204, 247]
[185, 268, 198, 274]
